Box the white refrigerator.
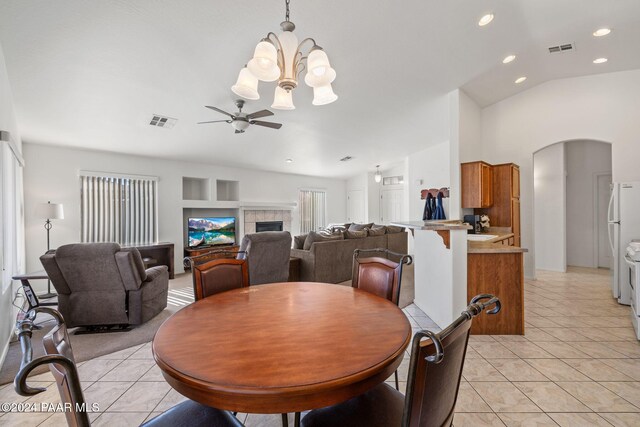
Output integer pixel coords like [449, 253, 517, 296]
[608, 182, 640, 305]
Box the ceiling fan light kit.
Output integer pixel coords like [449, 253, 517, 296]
[230, 0, 337, 109]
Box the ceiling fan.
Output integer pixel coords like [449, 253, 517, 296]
[197, 100, 282, 133]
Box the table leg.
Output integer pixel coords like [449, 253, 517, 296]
[294, 412, 300, 427]
[281, 413, 288, 427]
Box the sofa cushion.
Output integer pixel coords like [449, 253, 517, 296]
[349, 223, 374, 231]
[293, 234, 308, 249]
[367, 225, 386, 236]
[386, 225, 405, 234]
[345, 229, 368, 239]
[303, 230, 344, 250]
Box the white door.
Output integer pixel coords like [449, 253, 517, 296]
[381, 189, 403, 223]
[597, 174, 613, 268]
[347, 190, 365, 223]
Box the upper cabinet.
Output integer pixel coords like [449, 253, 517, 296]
[461, 161, 493, 208]
[486, 163, 521, 246]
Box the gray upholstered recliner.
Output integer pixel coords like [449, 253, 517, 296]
[237, 231, 292, 285]
[40, 243, 169, 328]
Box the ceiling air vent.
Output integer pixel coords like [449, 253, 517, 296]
[340, 156, 354, 162]
[149, 114, 177, 129]
[548, 43, 575, 54]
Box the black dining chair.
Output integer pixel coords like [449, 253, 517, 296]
[14, 307, 244, 427]
[300, 294, 501, 427]
[352, 248, 413, 390]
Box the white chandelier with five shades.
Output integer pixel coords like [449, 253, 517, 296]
[230, 0, 338, 110]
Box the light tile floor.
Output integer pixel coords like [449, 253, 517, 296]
[1, 267, 639, 426]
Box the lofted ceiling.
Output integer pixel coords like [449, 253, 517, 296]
[0, 0, 639, 178]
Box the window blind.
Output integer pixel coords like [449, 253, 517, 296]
[299, 189, 326, 234]
[80, 173, 158, 245]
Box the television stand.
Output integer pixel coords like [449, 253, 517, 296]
[184, 245, 240, 269]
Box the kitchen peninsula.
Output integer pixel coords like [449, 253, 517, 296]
[392, 220, 527, 334]
[391, 220, 471, 328]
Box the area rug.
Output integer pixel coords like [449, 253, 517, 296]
[0, 286, 195, 386]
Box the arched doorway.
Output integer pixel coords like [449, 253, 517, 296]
[533, 140, 612, 272]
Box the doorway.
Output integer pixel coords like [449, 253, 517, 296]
[381, 188, 403, 223]
[533, 140, 612, 272]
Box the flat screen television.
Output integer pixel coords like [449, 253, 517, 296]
[188, 217, 236, 247]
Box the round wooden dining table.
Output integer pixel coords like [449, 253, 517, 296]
[152, 282, 411, 414]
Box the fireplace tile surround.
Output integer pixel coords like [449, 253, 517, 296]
[244, 209, 292, 234]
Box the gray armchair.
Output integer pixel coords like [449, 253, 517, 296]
[40, 243, 169, 328]
[238, 231, 292, 285]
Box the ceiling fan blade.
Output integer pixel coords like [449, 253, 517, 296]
[205, 106, 235, 118]
[197, 120, 231, 124]
[246, 109, 274, 120]
[250, 120, 283, 129]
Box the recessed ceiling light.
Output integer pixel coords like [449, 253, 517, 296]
[285, 158, 293, 163]
[593, 28, 611, 37]
[478, 14, 494, 26]
[593, 57, 608, 64]
[502, 55, 516, 64]
[515, 76, 527, 84]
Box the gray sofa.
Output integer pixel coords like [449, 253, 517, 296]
[291, 231, 408, 284]
[40, 243, 169, 328]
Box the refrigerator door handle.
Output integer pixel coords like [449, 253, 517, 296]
[608, 187, 615, 222]
[608, 222, 616, 255]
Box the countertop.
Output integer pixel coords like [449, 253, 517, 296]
[468, 230, 528, 254]
[390, 220, 472, 231]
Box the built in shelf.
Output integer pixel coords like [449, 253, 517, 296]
[182, 177, 210, 201]
[216, 180, 240, 202]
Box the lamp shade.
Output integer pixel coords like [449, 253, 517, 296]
[374, 169, 382, 183]
[304, 66, 336, 88]
[271, 86, 295, 110]
[231, 67, 260, 100]
[37, 202, 64, 220]
[247, 40, 280, 82]
[308, 49, 330, 72]
[312, 83, 338, 106]
[276, 30, 299, 81]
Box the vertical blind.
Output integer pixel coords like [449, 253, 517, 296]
[80, 173, 158, 245]
[299, 189, 326, 233]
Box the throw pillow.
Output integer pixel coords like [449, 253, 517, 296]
[293, 234, 308, 249]
[348, 222, 374, 231]
[385, 225, 404, 234]
[345, 229, 368, 239]
[303, 230, 344, 250]
[367, 225, 386, 236]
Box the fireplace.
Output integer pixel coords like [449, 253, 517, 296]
[256, 221, 283, 232]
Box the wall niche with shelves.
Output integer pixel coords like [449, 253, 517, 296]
[182, 177, 210, 201]
[216, 180, 240, 201]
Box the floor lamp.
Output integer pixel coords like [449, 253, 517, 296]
[37, 201, 64, 299]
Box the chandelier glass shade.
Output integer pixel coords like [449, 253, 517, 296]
[374, 165, 382, 183]
[231, 0, 337, 109]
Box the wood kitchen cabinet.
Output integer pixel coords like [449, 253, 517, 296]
[461, 161, 493, 208]
[481, 163, 521, 246]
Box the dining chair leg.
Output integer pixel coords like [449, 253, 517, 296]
[394, 369, 399, 390]
[281, 413, 288, 427]
[294, 411, 301, 427]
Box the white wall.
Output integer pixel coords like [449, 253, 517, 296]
[407, 142, 451, 221]
[0, 42, 24, 368]
[565, 140, 612, 268]
[23, 143, 347, 290]
[480, 69, 640, 278]
[533, 143, 566, 272]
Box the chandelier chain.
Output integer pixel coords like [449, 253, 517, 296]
[285, 0, 290, 22]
